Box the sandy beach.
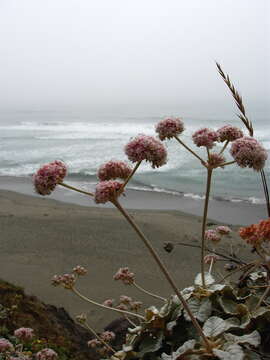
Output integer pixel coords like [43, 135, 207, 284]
[0, 176, 267, 330]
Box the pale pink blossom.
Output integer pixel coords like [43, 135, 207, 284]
[94, 180, 123, 204]
[72, 265, 87, 276]
[125, 134, 167, 168]
[14, 327, 34, 342]
[205, 229, 221, 243]
[130, 301, 143, 311]
[97, 160, 132, 181]
[51, 273, 75, 289]
[207, 153, 226, 168]
[192, 128, 218, 149]
[103, 299, 114, 307]
[100, 331, 115, 342]
[204, 254, 220, 264]
[230, 136, 267, 171]
[216, 225, 232, 235]
[33, 160, 67, 195]
[0, 338, 14, 352]
[113, 267, 135, 285]
[217, 125, 243, 142]
[116, 304, 128, 311]
[36, 348, 58, 360]
[119, 295, 132, 304]
[155, 117, 185, 140]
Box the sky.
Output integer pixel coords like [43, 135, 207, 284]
[0, 0, 269, 111]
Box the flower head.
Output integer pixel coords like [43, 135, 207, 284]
[0, 338, 14, 352]
[239, 218, 270, 247]
[192, 128, 218, 149]
[113, 267, 135, 285]
[36, 348, 58, 360]
[51, 273, 75, 289]
[14, 327, 34, 342]
[216, 225, 232, 235]
[230, 136, 267, 171]
[72, 265, 87, 276]
[97, 161, 132, 181]
[205, 229, 221, 243]
[207, 153, 226, 168]
[100, 331, 115, 342]
[204, 254, 220, 264]
[33, 160, 67, 195]
[130, 301, 143, 311]
[88, 339, 101, 348]
[155, 117, 184, 140]
[119, 295, 132, 305]
[217, 125, 243, 142]
[94, 180, 123, 204]
[125, 134, 167, 168]
[103, 299, 114, 307]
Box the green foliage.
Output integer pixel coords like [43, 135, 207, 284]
[108, 272, 270, 359]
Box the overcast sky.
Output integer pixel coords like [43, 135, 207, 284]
[0, 0, 269, 110]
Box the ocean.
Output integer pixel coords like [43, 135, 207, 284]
[0, 107, 269, 204]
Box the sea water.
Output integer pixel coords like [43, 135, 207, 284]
[0, 107, 269, 204]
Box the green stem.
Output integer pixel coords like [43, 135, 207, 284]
[201, 169, 213, 288]
[219, 140, 229, 155]
[174, 136, 207, 166]
[119, 161, 142, 192]
[133, 281, 166, 302]
[59, 182, 94, 197]
[112, 199, 212, 353]
[72, 287, 144, 320]
[84, 321, 115, 353]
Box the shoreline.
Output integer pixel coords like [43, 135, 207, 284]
[0, 175, 267, 225]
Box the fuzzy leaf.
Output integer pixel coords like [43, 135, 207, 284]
[137, 332, 163, 357]
[219, 298, 238, 315]
[203, 316, 239, 337]
[184, 297, 212, 322]
[161, 340, 196, 360]
[213, 344, 244, 360]
[194, 272, 215, 287]
[224, 330, 261, 347]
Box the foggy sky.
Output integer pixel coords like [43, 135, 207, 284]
[0, 0, 269, 110]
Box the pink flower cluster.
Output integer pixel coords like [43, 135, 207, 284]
[155, 117, 185, 140]
[216, 225, 232, 235]
[97, 160, 132, 181]
[125, 135, 167, 168]
[113, 267, 135, 285]
[204, 254, 220, 264]
[230, 136, 267, 171]
[36, 348, 58, 360]
[0, 338, 14, 352]
[72, 265, 87, 276]
[119, 295, 132, 304]
[130, 301, 143, 311]
[33, 160, 67, 195]
[14, 327, 34, 342]
[94, 180, 122, 204]
[100, 331, 115, 342]
[103, 299, 114, 307]
[217, 125, 243, 142]
[207, 153, 226, 168]
[204, 229, 221, 243]
[51, 273, 76, 289]
[192, 128, 218, 149]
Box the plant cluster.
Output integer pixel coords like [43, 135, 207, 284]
[28, 65, 270, 359]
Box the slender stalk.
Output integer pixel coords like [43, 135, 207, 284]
[218, 160, 236, 167]
[133, 281, 166, 302]
[219, 140, 229, 155]
[220, 261, 257, 283]
[72, 287, 144, 320]
[207, 148, 211, 161]
[260, 170, 270, 217]
[209, 258, 214, 274]
[112, 199, 212, 353]
[84, 321, 115, 353]
[255, 285, 270, 309]
[201, 169, 213, 288]
[120, 161, 142, 192]
[176, 242, 246, 265]
[59, 182, 94, 197]
[174, 135, 206, 166]
[124, 314, 138, 327]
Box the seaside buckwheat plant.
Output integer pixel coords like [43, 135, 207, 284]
[32, 64, 270, 359]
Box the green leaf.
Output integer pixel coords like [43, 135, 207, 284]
[224, 330, 261, 347]
[213, 344, 244, 360]
[161, 339, 196, 360]
[137, 331, 163, 357]
[184, 297, 212, 322]
[194, 272, 215, 287]
[219, 297, 238, 315]
[203, 316, 239, 337]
